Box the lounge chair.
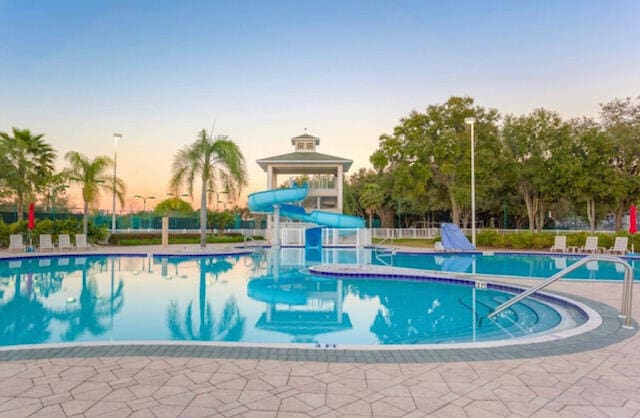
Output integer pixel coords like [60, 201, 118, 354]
[550, 236, 567, 253]
[433, 241, 445, 252]
[607, 236, 628, 255]
[75, 234, 91, 250]
[579, 236, 602, 254]
[39, 234, 54, 251]
[8, 234, 24, 252]
[58, 234, 73, 250]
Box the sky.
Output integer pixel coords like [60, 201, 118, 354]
[1, 0, 639, 212]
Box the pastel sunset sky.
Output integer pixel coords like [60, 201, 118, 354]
[1, 1, 638, 212]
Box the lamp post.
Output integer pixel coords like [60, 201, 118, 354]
[49, 184, 69, 219]
[133, 195, 156, 212]
[207, 190, 228, 211]
[464, 117, 477, 246]
[112, 133, 122, 232]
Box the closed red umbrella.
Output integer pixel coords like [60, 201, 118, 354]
[28, 202, 35, 230]
[630, 204, 637, 234]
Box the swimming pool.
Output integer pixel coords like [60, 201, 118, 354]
[377, 251, 639, 280]
[0, 249, 591, 348]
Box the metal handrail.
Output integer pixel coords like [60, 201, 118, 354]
[487, 254, 634, 329]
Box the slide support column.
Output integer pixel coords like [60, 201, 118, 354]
[273, 204, 281, 247]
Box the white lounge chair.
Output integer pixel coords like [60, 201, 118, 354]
[39, 234, 54, 251]
[550, 236, 567, 253]
[580, 236, 602, 254]
[433, 241, 445, 252]
[75, 234, 91, 250]
[8, 234, 24, 252]
[58, 234, 73, 250]
[607, 236, 628, 255]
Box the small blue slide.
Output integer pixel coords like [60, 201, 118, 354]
[248, 185, 365, 228]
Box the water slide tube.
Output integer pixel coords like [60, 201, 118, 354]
[247, 186, 365, 229]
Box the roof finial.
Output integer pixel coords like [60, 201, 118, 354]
[304, 127, 307, 133]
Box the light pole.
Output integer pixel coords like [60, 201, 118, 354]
[112, 133, 122, 232]
[465, 117, 476, 246]
[133, 195, 156, 212]
[207, 190, 228, 211]
[49, 184, 69, 219]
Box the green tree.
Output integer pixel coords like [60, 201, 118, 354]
[567, 118, 616, 231]
[502, 109, 571, 231]
[170, 129, 247, 248]
[153, 197, 193, 216]
[0, 128, 56, 220]
[359, 183, 385, 228]
[209, 210, 236, 236]
[600, 96, 640, 230]
[370, 96, 501, 226]
[64, 152, 126, 234]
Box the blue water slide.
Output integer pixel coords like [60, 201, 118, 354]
[247, 186, 365, 229]
[247, 186, 309, 213]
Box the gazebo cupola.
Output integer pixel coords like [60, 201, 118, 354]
[291, 133, 320, 152]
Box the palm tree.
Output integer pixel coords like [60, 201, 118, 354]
[0, 128, 56, 220]
[170, 129, 247, 247]
[64, 151, 126, 234]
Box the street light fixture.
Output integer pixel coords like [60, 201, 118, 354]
[133, 195, 156, 212]
[207, 190, 228, 211]
[49, 184, 69, 219]
[464, 117, 476, 247]
[112, 133, 123, 232]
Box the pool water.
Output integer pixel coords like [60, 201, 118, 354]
[0, 250, 587, 347]
[378, 252, 639, 280]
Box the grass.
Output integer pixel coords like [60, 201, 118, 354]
[372, 238, 437, 248]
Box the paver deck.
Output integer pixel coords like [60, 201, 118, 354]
[0, 245, 638, 416]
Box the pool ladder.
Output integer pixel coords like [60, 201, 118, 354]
[487, 255, 634, 329]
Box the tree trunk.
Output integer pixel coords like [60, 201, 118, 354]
[536, 202, 544, 232]
[377, 207, 395, 228]
[520, 184, 538, 232]
[450, 194, 460, 226]
[615, 199, 626, 231]
[587, 198, 596, 232]
[16, 195, 24, 221]
[200, 180, 208, 248]
[83, 200, 89, 235]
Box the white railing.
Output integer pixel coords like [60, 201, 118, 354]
[322, 228, 370, 247]
[487, 254, 634, 329]
[372, 228, 439, 239]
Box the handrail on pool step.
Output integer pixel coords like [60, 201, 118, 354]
[488, 254, 634, 329]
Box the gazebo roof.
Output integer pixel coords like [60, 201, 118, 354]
[256, 151, 353, 172]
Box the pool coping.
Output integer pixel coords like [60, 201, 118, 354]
[0, 257, 636, 363]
